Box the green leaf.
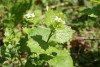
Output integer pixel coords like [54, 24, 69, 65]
[48, 56, 74, 67]
[45, 47, 74, 67]
[31, 35, 49, 50]
[19, 36, 30, 52]
[34, 9, 42, 17]
[43, 9, 56, 27]
[43, 9, 66, 29]
[27, 38, 45, 54]
[11, 0, 32, 24]
[51, 26, 74, 43]
[29, 27, 51, 42]
[88, 13, 98, 18]
[83, 5, 100, 17]
[45, 46, 70, 56]
[23, 27, 33, 34]
[29, 26, 74, 43]
[2, 63, 13, 67]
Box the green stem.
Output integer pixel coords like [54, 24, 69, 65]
[47, 30, 54, 43]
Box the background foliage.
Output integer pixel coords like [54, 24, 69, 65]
[0, 0, 100, 67]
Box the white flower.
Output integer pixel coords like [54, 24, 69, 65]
[25, 12, 35, 18]
[55, 16, 66, 24]
[55, 16, 61, 22]
[25, 13, 31, 18]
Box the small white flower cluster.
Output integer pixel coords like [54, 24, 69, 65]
[55, 16, 65, 24]
[55, 16, 61, 22]
[25, 12, 35, 18]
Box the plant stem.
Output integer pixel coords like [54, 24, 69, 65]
[47, 30, 54, 43]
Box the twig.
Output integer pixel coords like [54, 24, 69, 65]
[83, 38, 100, 40]
[75, 36, 100, 40]
[43, 2, 69, 10]
[50, 2, 69, 8]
